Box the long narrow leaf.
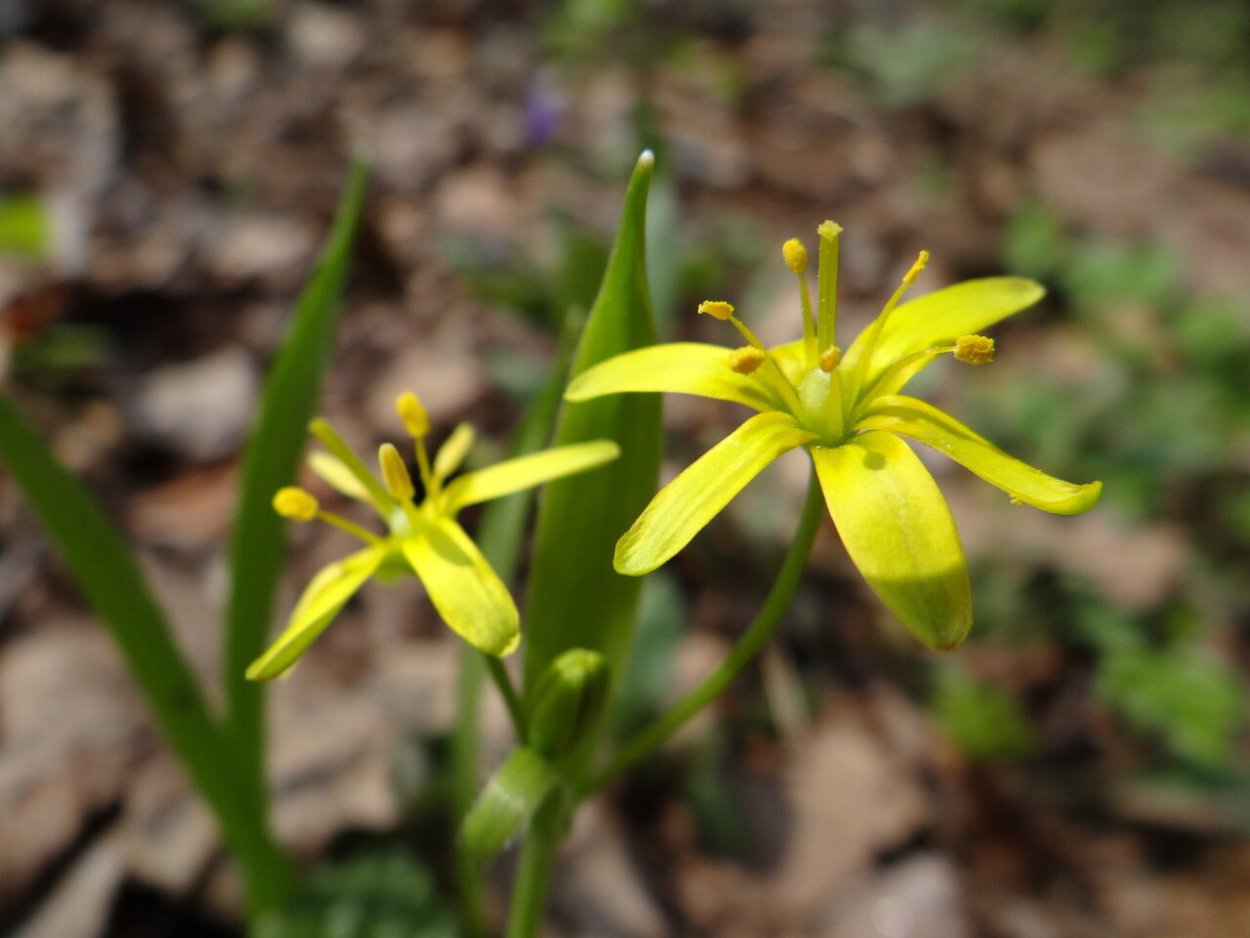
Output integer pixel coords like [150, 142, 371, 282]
[0, 394, 285, 906]
[523, 152, 662, 710]
[223, 161, 369, 817]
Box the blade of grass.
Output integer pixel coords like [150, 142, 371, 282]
[0, 394, 291, 916]
[451, 309, 583, 938]
[507, 152, 662, 938]
[522, 151, 662, 697]
[222, 160, 369, 823]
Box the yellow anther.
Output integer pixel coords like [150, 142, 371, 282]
[818, 345, 842, 372]
[728, 346, 766, 375]
[396, 392, 430, 438]
[782, 238, 808, 274]
[954, 334, 995, 365]
[901, 250, 930, 287]
[697, 300, 735, 321]
[273, 487, 319, 521]
[378, 443, 415, 500]
[433, 422, 475, 480]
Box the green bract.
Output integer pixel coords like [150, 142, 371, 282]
[247, 391, 620, 680]
[566, 224, 1101, 650]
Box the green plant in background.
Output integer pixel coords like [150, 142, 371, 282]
[933, 200, 1250, 784]
[0, 162, 369, 923]
[0, 152, 1114, 937]
[0, 192, 48, 258]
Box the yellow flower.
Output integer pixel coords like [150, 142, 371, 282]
[566, 223, 1101, 650]
[247, 393, 619, 679]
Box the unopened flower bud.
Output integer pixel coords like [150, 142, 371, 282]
[527, 649, 611, 759]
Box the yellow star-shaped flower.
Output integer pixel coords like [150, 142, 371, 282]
[566, 223, 1101, 649]
[247, 392, 619, 679]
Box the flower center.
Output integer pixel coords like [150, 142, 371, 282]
[795, 366, 847, 443]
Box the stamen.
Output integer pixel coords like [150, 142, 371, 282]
[785, 237, 818, 364]
[379, 443, 415, 501]
[818, 346, 842, 373]
[396, 391, 430, 439]
[782, 238, 808, 274]
[847, 249, 930, 407]
[272, 484, 383, 545]
[433, 422, 475, 480]
[273, 487, 318, 521]
[697, 300, 735, 321]
[954, 334, 995, 365]
[728, 346, 766, 375]
[309, 418, 395, 515]
[699, 298, 765, 349]
[699, 299, 804, 413]
[816, 221, 842, 353]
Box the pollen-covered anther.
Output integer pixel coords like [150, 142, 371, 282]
[396, 391, 430, 438]
[818, 345, 842, 373]
[697, 300, 735, 321]
[728, 346, 766, 375]
[379, 443, 416, 500]
[782, 238, 808, 274]
[954, 334, 995, 365]
[273, 486, 319, 521]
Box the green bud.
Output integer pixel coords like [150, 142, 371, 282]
[526, 649, 611, 759]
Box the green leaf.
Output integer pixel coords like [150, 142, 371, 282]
[257, 848, 456, 938]
[0, 393, 291, 911]
[460, 747, 561, 857]
[523, 152, 663, 699]
[222, 160, 369, 816]
[0, 193, 49, 258]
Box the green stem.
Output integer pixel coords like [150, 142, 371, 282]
[452, 644, 489, 938]
[580, 470, 823, 796]
[505, 792, 569, 938]
[486, 654, 528, 742]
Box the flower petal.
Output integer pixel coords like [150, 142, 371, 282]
[443, 441, 620, 513]
[811, 431, 971, 650]
[858, 395, 1102, 514]
[614, 411, 815, 575]
[401, 518, 520, 657]
[565, 342, 778, 412]
[246, 545, 388, 680]
[842, 277, 1044, 393]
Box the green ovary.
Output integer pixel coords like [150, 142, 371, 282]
[794, 367, 846, 443]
